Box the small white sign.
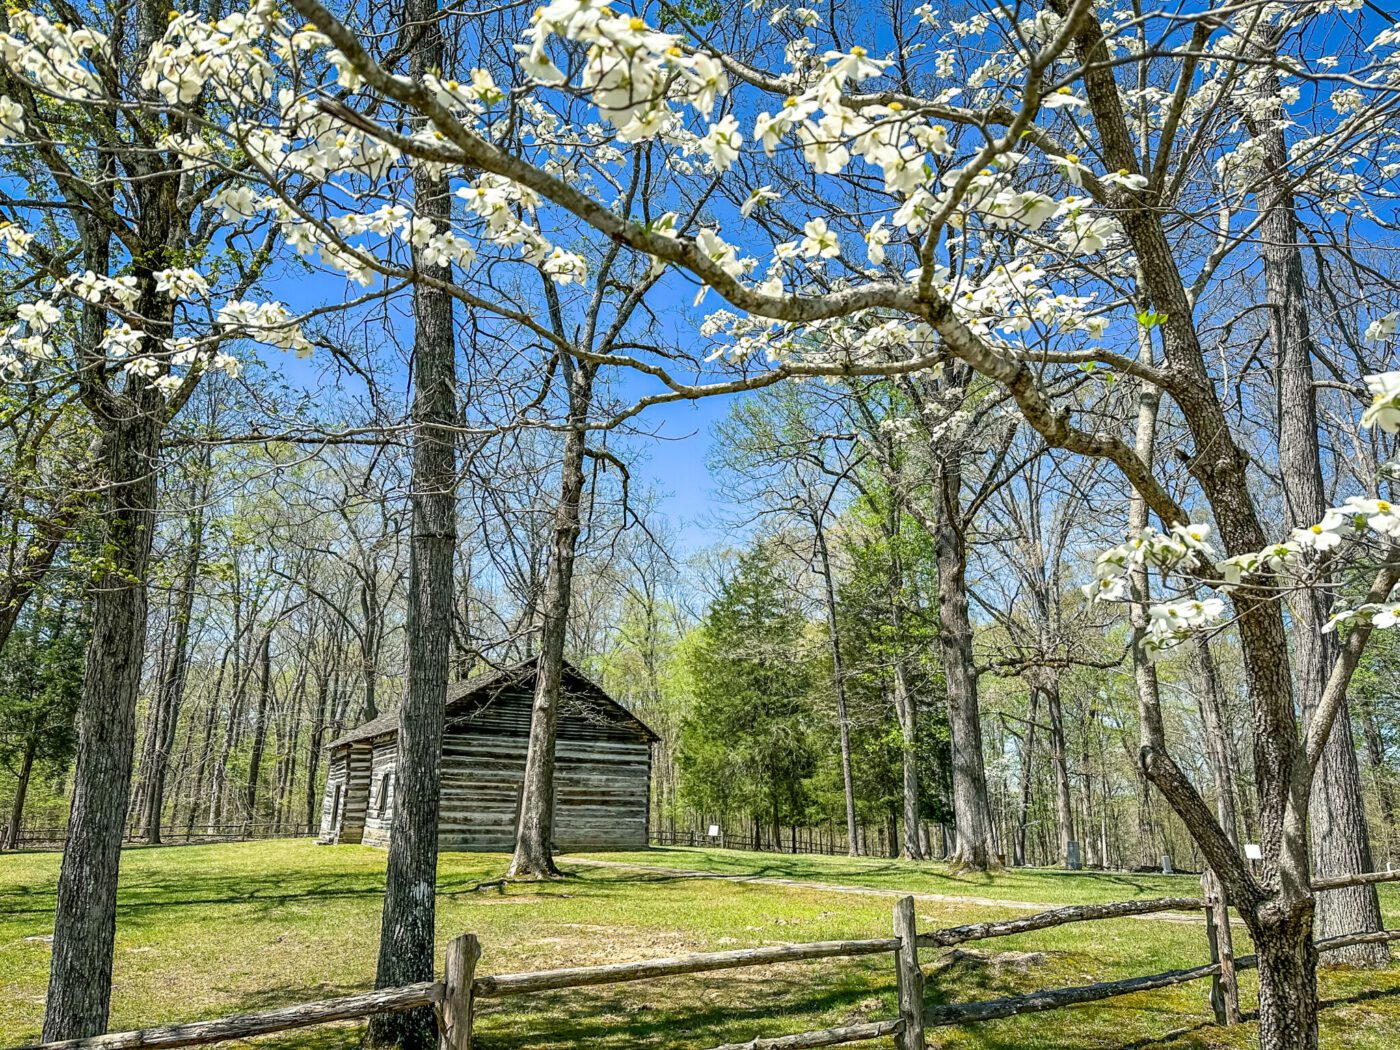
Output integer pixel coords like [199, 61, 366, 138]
[708, 825, 720, 838]
[1244, 843, 1263, 861]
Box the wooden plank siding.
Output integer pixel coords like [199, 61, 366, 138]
[361, 740, 398, 848]
[327, 741, 373, 845]
[316, 752, 349, 843]
[319, 668, 653, 853]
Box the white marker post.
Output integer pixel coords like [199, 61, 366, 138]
[1244, 842, 1262, 877]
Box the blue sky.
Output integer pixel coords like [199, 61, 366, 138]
[623, 385, 735, 549]
[267, 256, 742, 557]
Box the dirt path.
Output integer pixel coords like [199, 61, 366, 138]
[564, 856, 1221, 926]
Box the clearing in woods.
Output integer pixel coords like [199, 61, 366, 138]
[1, 839, 1399, 1050]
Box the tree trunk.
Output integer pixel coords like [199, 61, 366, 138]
[305, 665, 333, 830]
[814, 522, 859, 856]
[935, 455, 996, 871]
[0, 529, 65, 656]
[370, 5, 458, 1041]
[43, 405, 162, 1040]
[1133, 765, 1158, 871]
[1060, 12, 1324, 1040]
[1013, 688, 1039, 867]
[183, 654, 225, 838]
[273, 668, 306, 830]
[244, 632, 274, 829]
[141, 493, 206, 843]
[1251, 904, 1319, 1050]
[1191, 637, 1241, 847]
[210, 620, 255, 830]
[1242, 34, 1386, 967]
[891, 653, 923, 861]
[1126, 315, 1166, 874]
[359, 622, 379, 723]
[4, 732, 38, 849]
[129, 634, 167, 837]
[1042, 674, 1075, 868]
[508, 363, 597, 878]
[879, 485, 923, 861]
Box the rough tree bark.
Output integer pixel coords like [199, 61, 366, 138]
[1049, 8, 1333, 1044]
[1013, 686, 1040, 866]
[1250, 88, 1385, 965]
[1191, 636, 1241, 848]
[1037, 672, 1075, 868]
[41, 29, 182, 1015]
[369, 2, 458, 1044]
[508, 362, 597, 878]
[43, 403, 164, 1040]
[935, 449, 997, 870]
[243, 632, 274, 828]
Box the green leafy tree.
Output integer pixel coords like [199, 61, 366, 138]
[835, 493, 952, 853]
[1, 597, 86, 848]
[679, 544, 820, 847]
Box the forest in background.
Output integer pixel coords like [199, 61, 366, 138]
[7, 372, 1397, 872]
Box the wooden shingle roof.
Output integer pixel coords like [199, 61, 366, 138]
[325, 658, 658, 750]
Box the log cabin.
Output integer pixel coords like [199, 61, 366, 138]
[316, 658, 657, 851]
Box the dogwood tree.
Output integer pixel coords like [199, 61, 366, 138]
[0, 2, 336, 1038]
[68, 0, 1400, 1044]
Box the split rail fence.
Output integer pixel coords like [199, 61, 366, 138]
[9, 869, 1400, 1050]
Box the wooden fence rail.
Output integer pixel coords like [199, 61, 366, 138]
[471, 938, 901, 997]
[17, 983, 444, 1050]
[1311, 868, 1400, 892]
[8, 867, 1399, 1050]
[914, 895, 1203, 949]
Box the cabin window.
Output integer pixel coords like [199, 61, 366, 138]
[377, 773, 393, 817]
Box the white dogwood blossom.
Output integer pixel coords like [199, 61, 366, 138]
[1087, 371, 1400, 655]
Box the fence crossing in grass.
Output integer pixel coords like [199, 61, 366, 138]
[7, 868, 1400, 1050]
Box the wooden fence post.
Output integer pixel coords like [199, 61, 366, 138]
[892, 896, 926, 1050]
[1201, 870, 1239, 1026]
[440, 933, 481, 1050]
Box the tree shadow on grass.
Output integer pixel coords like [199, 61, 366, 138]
[1, 862, 518, 922]
[0, 874, 390, 920]
[195, 963, 895, 1050]
[474, 971, 895, 1050]
[608, 850, 1192, 899]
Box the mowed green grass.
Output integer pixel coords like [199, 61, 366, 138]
[1, 840, 1399, 1050]
[577, 846, 1214, 905]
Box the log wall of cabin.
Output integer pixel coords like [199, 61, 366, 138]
[361, 738, 398, 848]
[335, 740, 373, 844]
[317, 750, 349, 842]
[438, 684, 651, 852]
[325, 683, 652, 853]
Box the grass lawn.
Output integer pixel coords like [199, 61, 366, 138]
[575, 847, 1217, 905]
[1, 840, 1398, 1049]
